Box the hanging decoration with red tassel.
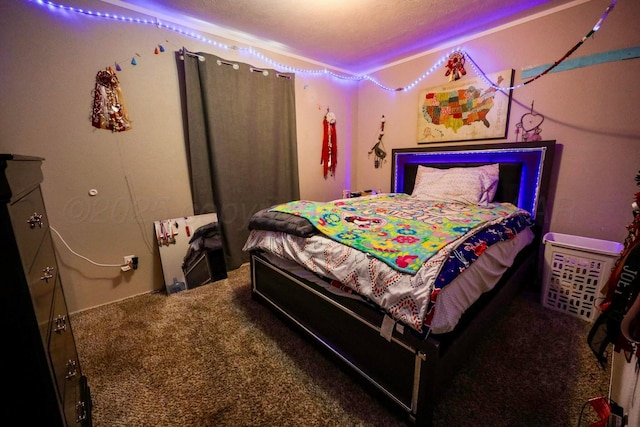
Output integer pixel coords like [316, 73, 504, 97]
[321, 109, 337, 178]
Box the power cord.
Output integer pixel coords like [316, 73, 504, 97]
[577, 396, 610, 427]
[50, 226, 126, 268]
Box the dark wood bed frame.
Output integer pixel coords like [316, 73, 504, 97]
[249, 141, 556, 426]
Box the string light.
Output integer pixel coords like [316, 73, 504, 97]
[465, 0, 617, 91]
[28, 0, 616, 92]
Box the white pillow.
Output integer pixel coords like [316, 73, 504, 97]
[411, 164, 499, 205]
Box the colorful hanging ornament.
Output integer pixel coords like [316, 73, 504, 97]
[131, 57, 137, 65]
[115, 62, 122, 71]
[444, 52, 466, 82]
[91, 66, 132, 132]
[159, 44, 165, 52]
[368, 115, 387, 168]
[154, 47, 159, 54]
[321, 109, 337, 178]
[515, 101, 544, 142]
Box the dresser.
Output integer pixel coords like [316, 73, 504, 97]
[0, 154, 92, 426]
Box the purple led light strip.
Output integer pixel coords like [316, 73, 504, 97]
[392, 147, 547, 219]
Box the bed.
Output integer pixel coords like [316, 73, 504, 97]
[243, 140, 555, 426]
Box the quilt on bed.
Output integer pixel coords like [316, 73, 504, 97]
[269, 194, 527, 274]
[243, 194, 533, 334]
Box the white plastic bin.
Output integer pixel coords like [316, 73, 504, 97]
[542, 232, 623, 322]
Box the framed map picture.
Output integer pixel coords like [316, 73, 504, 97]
[417, 69, 514, 143]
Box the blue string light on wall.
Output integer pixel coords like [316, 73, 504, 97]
[28, 0, 617, 92]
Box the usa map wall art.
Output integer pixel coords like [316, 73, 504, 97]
[417, 69, 514, 143]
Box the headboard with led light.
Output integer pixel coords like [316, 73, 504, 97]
[391, 141, 555, 226]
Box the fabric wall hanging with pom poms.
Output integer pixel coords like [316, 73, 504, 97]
[91, 66, 132, 132]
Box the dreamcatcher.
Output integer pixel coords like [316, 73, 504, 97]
[368, 115, 387, 168]
[515, 101, 544, 142]
[321, 109, 337, 178]
[444, 52, 466, 82]
[91, 66, 132, 132]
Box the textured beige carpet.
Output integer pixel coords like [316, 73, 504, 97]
[72, 263, 610, 427]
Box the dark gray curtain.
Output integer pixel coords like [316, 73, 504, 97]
[182, 51, 299, 270]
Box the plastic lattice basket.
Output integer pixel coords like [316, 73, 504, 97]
[542, 232, 623, 322]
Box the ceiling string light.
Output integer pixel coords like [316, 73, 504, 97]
[28, 0, 616, 93]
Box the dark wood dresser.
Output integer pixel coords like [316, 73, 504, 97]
[0, 154, 92, 426]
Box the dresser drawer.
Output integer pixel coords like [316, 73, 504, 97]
[63, 359, 85, 426]
[8, 187, 48, 271]
[48, 278, 81, 424]
[29, 231, 58, 347]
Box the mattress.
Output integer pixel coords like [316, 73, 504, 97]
[244, 226, 533, 334]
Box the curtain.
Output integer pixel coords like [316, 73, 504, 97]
[182, 51, 299, 270]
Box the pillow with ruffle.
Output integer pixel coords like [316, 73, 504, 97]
[411, 164, 499, 205]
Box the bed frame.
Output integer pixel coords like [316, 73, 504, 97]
[249, 141, 555, 426]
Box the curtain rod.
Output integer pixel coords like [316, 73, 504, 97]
[183, 47, 291, 78]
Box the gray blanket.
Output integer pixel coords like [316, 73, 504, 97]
[248, 208, 317, 237]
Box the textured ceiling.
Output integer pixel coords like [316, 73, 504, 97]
[109, 0, 581, 73]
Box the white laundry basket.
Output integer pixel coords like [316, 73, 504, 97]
[542, 232, 623, 322]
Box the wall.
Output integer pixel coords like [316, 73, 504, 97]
[0, 0, 356, 311]
[355, 0, 640, 247]
[611, 351, 639, 427]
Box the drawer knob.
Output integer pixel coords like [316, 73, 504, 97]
[66, 359, 78, 379]
[53, 314, 67, 333]
[40, 266, 55, 282]
[76, 400, 88, 423]
[27, 212, 44, 228]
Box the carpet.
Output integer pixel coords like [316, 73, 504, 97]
[72, 263, 610, 427]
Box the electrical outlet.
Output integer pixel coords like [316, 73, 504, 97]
[122, 255, 137, 272]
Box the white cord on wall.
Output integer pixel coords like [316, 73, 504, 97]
[50, 226, 125, 268]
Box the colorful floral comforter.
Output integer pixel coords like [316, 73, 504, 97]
[271, 194, 529, 274]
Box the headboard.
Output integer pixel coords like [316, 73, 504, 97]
[391, 141, 556, 225]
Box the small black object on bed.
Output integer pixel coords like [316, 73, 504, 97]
[244, 141, 555, 426]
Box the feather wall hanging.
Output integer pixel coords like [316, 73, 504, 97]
[368, 115, 387, 168]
